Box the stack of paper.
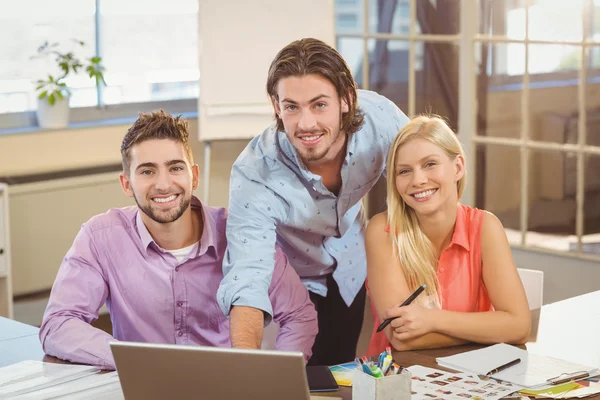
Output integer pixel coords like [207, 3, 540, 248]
[436, 343, 600, 388]
[520, 379, 600, 399]
[0, 361, 122, 399]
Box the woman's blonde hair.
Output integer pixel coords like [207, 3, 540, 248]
[386, 115, 467, 307]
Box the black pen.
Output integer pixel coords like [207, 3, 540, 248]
[376, 284, 427, 332]
[485, 358, 522, 376]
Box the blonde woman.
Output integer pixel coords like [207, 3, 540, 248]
[366, 116, 531, 355]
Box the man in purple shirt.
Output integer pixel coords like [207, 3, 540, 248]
[39, 110, 318, 370]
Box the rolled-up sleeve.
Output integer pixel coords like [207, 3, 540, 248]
[39, 225, 116, 370]
[269, 246, 318, 362]
[217, 163, 288, 323]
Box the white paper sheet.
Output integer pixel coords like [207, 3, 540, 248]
[436, 343, 600, 388]
[11, 371, 122, 400]
[0, 360, 100, 398]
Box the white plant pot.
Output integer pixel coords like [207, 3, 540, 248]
[36, 96, 70, 129]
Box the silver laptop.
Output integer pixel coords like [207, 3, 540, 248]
[110, 341, 312, 400]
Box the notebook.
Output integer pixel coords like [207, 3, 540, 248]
[436, 343, 600, 388]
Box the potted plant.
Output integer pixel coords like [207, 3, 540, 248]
[32, 39, 106, 129]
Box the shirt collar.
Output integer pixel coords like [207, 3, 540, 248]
[449, 203, 470, 251]
[135, 196, 217, 256]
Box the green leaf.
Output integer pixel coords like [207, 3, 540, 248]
[48, 93, 56, 106]
[38, 91, 48, 100]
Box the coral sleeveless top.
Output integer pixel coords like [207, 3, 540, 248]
[366, 203, 493, 356]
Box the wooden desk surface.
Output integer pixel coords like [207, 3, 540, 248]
[1, 290, 599, 400]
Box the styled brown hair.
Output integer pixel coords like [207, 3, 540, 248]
[266, 38, 364, 135]
[121, 110, 193, 175]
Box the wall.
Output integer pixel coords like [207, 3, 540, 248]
[512, 248, 600, 304]
[1, 118, 249, 295]
[0, 119, 249, 205]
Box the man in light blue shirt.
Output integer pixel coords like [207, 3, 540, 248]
[217, 38, 409, 365]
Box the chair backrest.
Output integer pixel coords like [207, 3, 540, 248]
[517, 268, 544, 310]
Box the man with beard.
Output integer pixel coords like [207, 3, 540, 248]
[218, 38, 409, 366]
[39, 110, 317, 370]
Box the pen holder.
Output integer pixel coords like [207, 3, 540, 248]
[352, 368, 412, 400]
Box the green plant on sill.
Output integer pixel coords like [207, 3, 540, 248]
[32, 39, 106, 106]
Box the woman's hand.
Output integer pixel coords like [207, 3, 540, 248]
[386, 303, 436, 341]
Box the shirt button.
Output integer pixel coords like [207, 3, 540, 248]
[440, 267, 445, 273]
[178, 331, 183, 337]
[175, 266, 180, 272]
[177, 301, 183, 307]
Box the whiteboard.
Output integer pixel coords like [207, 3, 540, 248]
[198, 0, 335, 141]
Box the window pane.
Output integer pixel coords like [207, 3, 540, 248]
[369, 0, 459, 36]
[526, 149, 576, 253]
[528, 44, 580, 75]
[337, 13, 360, 30]
[415, 42, 459, 130]
[583, 153, 600, 255]
[478, 43, 524, 140]
[590, 45, 600, 71]
[527, 45, 581, 145]
[529, 0, 584, 42]
[0, 0, 96, 113]
[478, 0, 527, 39]
[475, 144, 522, 245]
[335, 0, 368, 35]
[100, 0, 198, 105]
[369, 0, 410, 34]
[362, 39, 410, 109]
[587, 47, 600, 132]
[336, 38, 365, 88]
[593, 0, 600, 42]
[335, 0, 364, 33]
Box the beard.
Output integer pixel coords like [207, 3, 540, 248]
[133, 192, 191, 224]
[295, 128, 344, 163]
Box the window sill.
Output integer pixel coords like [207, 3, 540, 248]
[0, 111, 198, 137]
[506, 228, 600, 261]
[488, 75, 600, 92]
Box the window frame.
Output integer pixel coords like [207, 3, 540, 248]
[335, 0, 600, 260]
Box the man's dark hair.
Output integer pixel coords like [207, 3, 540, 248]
[121, 110, 193, 175]
[266, 38, 364, 135]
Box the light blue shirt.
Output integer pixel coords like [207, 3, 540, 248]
[217, 90, 409, 320]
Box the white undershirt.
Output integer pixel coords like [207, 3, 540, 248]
[165, 241, 199, 264]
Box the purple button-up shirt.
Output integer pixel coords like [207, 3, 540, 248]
[39, 198, 318, 370]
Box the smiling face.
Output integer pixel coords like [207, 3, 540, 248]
[272, 74, 349, 167]
[394, 138, 465, 216]
[120, 139, 199, 225]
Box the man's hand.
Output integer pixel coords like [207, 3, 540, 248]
[387, 303, 436, 341]
[230, 306, 264, 349]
